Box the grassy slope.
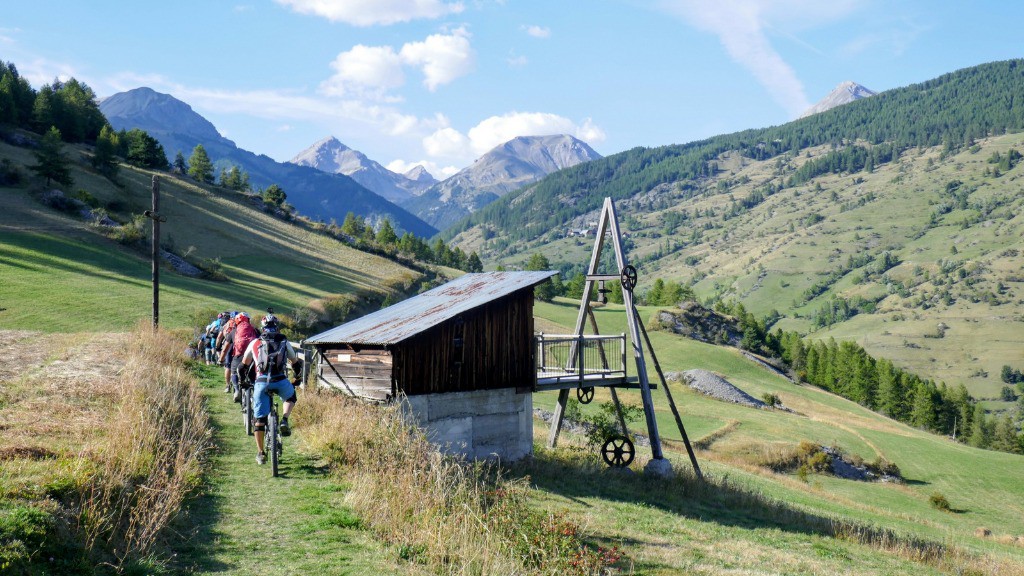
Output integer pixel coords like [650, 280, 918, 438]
[467, 135, 1024, 401]
[531, 298, 1024, 571]
[0, 139, 420, 332]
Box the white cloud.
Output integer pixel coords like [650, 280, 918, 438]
[466, 111, 605, 155]
[658, 0, 863, 118]
[399, 27, 475, 91]
[275, 0, 464, 26]
[277, 124, 292, 132]
[320, 44, 405, 97]
[386, 158, 458, 179]
[523, 25, 550, 38]
[423, 127, 468, 157]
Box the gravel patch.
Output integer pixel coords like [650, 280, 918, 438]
[668, 369, 767, 409]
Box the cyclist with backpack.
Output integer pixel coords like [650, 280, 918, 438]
[220, 312, 259, 397]
[239, 313, 301, 465]
[203, 312, 226, 364]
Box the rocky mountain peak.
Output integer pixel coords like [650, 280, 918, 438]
[290, 136, 433, 203]
[800, 81, 876, 118]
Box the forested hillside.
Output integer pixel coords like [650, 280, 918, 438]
[450, 59, 1024, 424]
[450, 59, 1024, 245]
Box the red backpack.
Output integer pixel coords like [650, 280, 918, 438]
[232, 318, 259, 356]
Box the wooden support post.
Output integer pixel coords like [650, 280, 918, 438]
[547, 388, 570, 448]
[634, 308, 703, 480]
[151, 176, 159, 328]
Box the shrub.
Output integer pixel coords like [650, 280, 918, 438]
[929, 492, 951, 511]
[579, 401, 644, 448]
[108, 215, 146, 246]
[762, 392, 781, 407]
[71, 189, 100, 208]
[0, 158, 23, 185]
[196, 257, 228, 281]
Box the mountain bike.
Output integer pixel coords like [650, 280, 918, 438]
[266, 389, 283, 477]
[241, 384, 254, 436]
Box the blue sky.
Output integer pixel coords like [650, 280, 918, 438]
[4, 1, 1022, 178]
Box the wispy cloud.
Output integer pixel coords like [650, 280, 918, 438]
[274, 0, 464, 26]
[658, 0, 863, 118]
[840, 17, 929, 58]
[522, 24, 550, 38]
[507, 53, 528, 68]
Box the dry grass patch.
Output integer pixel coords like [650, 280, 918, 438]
[0, 326, 212, 573]
[300, 389, 622, 575]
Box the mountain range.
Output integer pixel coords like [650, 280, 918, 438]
[289, 136, 436, 204]
[402, 134, 602, 230]
[100, 88, 437, 237]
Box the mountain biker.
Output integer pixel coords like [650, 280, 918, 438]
[240, 313, 302, 465]
[203, 312, 226, 364]
[221, 312, 258, 396]
[215, 311, 239, 390]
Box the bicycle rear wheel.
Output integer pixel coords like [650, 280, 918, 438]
[268, 413, 279, 477]
[242, 388, 253, 436]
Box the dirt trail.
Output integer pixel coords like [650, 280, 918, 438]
[167, 365, 399, 575]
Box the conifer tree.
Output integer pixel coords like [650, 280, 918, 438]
[173, 151, 187, 174]
[188, 144, 214, 183]
[341, 211, 365, 237]
[990, 415, 1021, 454]
[967, 404, 989, 448]
[31, 126, 72, 187]
[375, 219, 398, 246]
[909, 383, 937, 430]
[91, 124, 119, 177]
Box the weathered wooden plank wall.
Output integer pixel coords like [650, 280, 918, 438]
[317, 347, 394, 401]
[396, 289, 535, 395]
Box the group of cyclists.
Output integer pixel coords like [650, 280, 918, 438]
[199, 310, 302, 466]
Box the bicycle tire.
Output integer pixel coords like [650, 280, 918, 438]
[242, 388, 253, 436]
[269, 413, 279, 477]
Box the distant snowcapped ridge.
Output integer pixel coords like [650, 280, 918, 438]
[800, 81, 876, 118]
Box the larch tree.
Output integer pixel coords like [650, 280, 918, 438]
[31, 126, 73, 188]
[188, 144, 214, 183]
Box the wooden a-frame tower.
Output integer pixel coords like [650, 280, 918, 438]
[545, 197, 702, 478]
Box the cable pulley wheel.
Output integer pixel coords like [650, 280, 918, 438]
[577, 386, 595, 404]
[620, 265, 638, 291]
[601, 435, 635, 467]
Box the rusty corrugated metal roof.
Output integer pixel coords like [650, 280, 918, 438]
[304, 271, 557, 346]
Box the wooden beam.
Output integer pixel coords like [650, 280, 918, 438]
[634, 308, 703, 480]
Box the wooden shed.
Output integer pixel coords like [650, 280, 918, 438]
[303, 271, 557, 460]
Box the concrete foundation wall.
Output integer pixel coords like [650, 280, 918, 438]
[403, 388, 533, 461]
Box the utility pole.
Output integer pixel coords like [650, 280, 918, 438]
[143, 175, 166, 328]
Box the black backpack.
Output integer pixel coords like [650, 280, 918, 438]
[258, 334, 288, 378]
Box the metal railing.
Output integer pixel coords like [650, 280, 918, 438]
[535, 333, 626, 384]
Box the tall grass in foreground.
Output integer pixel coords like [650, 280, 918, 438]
[300, 390, 620, 575]
[78, 324, 212, 569]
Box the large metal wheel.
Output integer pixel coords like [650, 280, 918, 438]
[620, 265, 638, 291]
[601, 435, 635, 468]
[577, 386, 595, 404]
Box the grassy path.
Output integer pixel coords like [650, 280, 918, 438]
[168, 365, 399, 575]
